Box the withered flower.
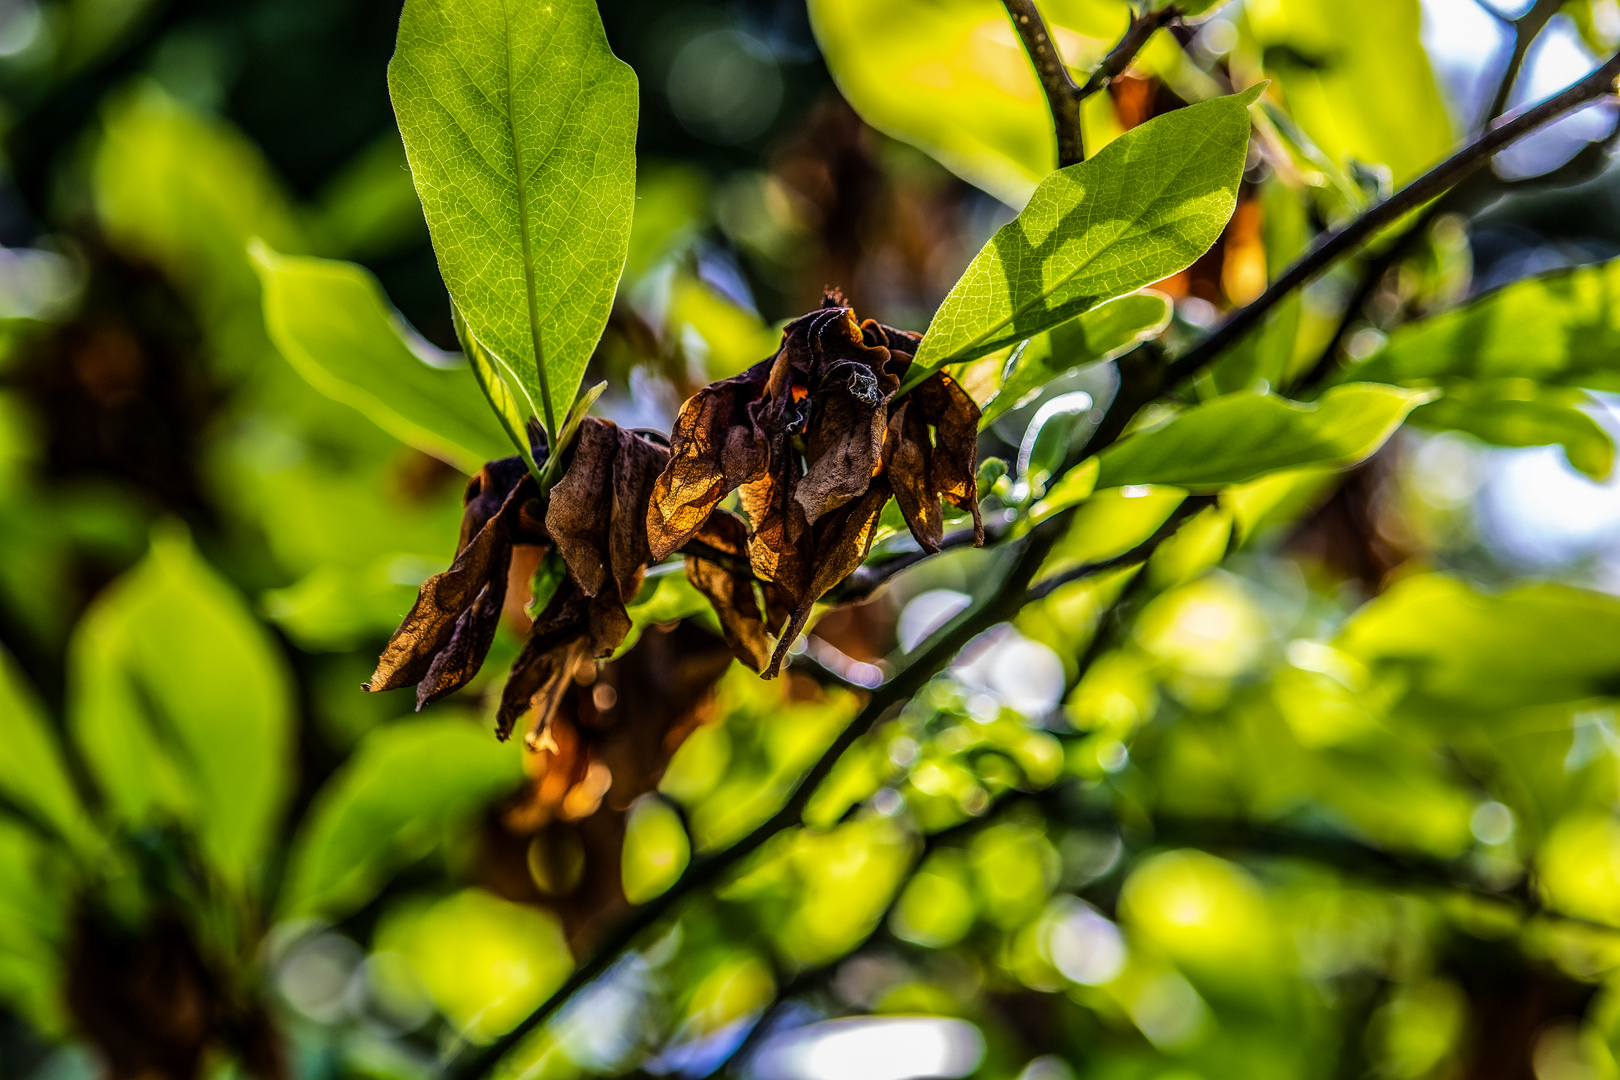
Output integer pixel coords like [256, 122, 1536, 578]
[365, 455, 546, 708]
[367, 418, 671, 752]
[647, 295, 983, 676]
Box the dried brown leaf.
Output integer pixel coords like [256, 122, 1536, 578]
[366, 458, 536, 698]
[684, 509, 773, 672]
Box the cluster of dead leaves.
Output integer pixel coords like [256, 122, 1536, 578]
[648, 296, 981, 674]
[366, 296, 979, 809]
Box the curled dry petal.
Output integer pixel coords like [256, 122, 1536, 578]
[644, 297, 981, 676]
[365, 456, 543, 706]
[684, 509, 775, 673]
[496, 419, 671, 745]
[907, 370, 984, 545]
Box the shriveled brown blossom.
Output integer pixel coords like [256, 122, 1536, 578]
[647, 295, 982, 675]
[366, 418, 671, 752]
[370, 297, 982, 756]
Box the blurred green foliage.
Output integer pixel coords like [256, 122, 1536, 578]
[0, 2, 1617, 1080]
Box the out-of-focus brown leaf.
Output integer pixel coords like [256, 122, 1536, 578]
[365, 456, 545, 707]
[484, 621, 734, 951]
[685, 509, 775, 672]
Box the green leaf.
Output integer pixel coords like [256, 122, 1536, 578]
[1409, 380, 1615, 481]
[0, 818, 70, 1034]
[1246, 0, 1452, 184]
[69, 524, 294, 887]
[911, 87, 1261, 377]
[453, 301, 544, 478]
[807, 0, 1133, 206]
[1096, 383, 1433, 490]
[1337, 574, 1620, 726]
[280, 715, 523, 921]
[1354, 257, 1620, 391]
[389, 0, 638, 438]
[979, 291, 1172, 426]
[1027, 457, 1100, 525]
[621, 795, 691, 904]
[253, 246, 513, 473]
[377, 888, 572, 1042]
[0, 648, 95, 853]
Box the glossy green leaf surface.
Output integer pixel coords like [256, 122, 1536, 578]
[254, 247, 512, 473]
[280, 715, 524, 920]
[1097, 383, 1432, 490]
[389, 0, 638, 435]
[807, 0, 1131, 206]
[913, 88, 1260, 374]
[1355, 257, 1620, 391]
[980, 291, 1172, 425]
[69, 526, 294, 886]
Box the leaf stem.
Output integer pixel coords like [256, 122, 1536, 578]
[1160, 51, 1620, 390]
[1076, 5, 1181, 100]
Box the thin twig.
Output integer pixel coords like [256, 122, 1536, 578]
[1001, 0, 1086, 167]
[1160, 51, 1620, 389]
[1295, 3, 1563, 391]
[826, 512, 1015, 605]
[447, 514, 1072, 1080]
[1024, 494, 1215, 604]
[1077, 5, 1182, 99]
[1486, 0, 1564, 127]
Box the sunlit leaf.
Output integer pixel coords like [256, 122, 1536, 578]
[979, 291, 1172, 426]
[0, 819, 69, 1034]
[389, 0, 638, 436]
[1246, 0, 1452, 184]
[1096, 383, 1432, 490]
[0, 648, 95, 852]
[1354, 256, 1620, 390]
[69, 525, 294, 886]
[621, 795, 691, 904]
[911, 88, 1261, 376]
[280, 715, 524, 920]
[1410, 380, 1614, 480]
[377, 888, 572, 1042]
[1338, 574, 1620, 725]
[807, 0, 1131, 206]
[253, 246, 512, 473]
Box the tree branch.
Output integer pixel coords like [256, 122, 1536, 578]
[1001, 0, 1085, 167]
[1077, 5, 1181, 99]
[1486, 0, 1564, 127]
[448, 43, 1620, 1080]
[1024, 494, 1215, 604]
[1160, 51, 1620, 389]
